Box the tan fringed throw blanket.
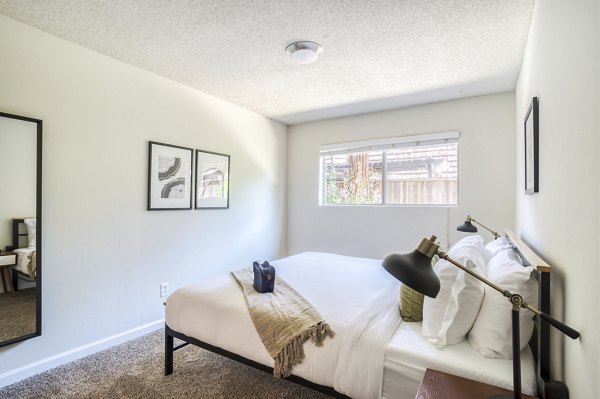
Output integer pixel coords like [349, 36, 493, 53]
[231, 267, 334, 378]
[27, 250, 37, 278]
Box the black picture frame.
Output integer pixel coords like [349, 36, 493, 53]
[147, 141, 193, 210]
[195, 149, 230, 209]
[524, 97, 539, 194]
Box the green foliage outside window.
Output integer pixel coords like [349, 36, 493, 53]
[324, 153, 381, 204]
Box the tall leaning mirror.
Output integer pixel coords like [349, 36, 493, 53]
[0, 111, 42, 347]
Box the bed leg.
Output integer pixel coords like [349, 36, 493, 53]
[165, 328, 174, 375]
[12, 270, 18, 292]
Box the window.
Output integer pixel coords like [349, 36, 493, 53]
[320, 131, 459, 205]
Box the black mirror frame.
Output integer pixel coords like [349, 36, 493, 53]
[0, 111, 42, 347]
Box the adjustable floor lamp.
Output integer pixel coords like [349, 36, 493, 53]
[382, 235, 580, 399]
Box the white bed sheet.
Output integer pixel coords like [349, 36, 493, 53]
[381, 322, 537, 398]
[166, 252, 537, 399]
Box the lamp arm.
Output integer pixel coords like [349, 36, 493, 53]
[470, 218, 500, 239]
[523, 303, 580, 340]
[438, 251, 507, 295]
[438, 251, 581, 340]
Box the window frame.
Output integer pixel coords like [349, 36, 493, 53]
[319, 131, 460, 207]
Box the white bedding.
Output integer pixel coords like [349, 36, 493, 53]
[382, 322, 536, 398]
[12, 247, 35, 275]
[167, 252, 398, 397]
[333, 279, 401, 398]
[166, 252, 537, 398]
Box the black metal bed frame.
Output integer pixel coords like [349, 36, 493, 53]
[165, 325, 350, 398]
[504, 229, 569, 399]
[164, 238, 569, 399]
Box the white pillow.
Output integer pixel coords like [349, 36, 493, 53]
[422, 235, 491, 348]
[24, 218, 36, 248]
[468, 248, 538, 358]
[485, 236, 512, 257]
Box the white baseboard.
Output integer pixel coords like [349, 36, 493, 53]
[0, 318, 164, 389]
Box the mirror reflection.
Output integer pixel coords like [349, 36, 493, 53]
[0, 112, 41, 346]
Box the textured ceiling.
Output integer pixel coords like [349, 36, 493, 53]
[0, 1, 534, 125]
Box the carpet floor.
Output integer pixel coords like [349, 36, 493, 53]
[0, 329, 333, 399]
[0, 287, 36, 342]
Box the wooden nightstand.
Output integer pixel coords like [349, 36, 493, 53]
[0, 251, 17, 296]
[416, 369, 539, 399]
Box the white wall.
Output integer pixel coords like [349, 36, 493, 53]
[515, 0, 598, 397]
[0, 14, 286, 384]
[0, 117, 36, 248]
[287, 93, 516, 259]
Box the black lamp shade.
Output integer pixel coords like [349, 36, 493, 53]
[457, 220, 478, 233]
[382, 250, 441, 298]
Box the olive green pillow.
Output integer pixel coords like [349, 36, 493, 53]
[399, 254, 440, 322]
[400, 285, 424, 321]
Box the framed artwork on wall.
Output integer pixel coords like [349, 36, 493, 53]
[148, 141, 193, 210]
[195, 149, 230, 209]
[524, 97, 539, 195]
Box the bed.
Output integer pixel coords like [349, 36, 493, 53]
[165, 231, 564, 398]
[10, 218, 37, 291]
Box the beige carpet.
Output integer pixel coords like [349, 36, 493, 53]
[0, 329, 333, 399]
[0, 287, 36, 342]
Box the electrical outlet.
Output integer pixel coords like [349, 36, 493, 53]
[160, 283, 169, 298]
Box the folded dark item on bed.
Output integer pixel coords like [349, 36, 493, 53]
[252, 260, 275, 293]
[231, 267, 335, 378]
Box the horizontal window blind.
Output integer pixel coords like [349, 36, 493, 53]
[319, 131, 459, 156]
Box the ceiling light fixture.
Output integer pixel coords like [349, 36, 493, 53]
[285, 41, 323, 64]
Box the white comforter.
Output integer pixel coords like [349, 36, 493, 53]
[333, 279, 401, 398]
[166, 252, 401, 399]
[12, 247, 35, 276]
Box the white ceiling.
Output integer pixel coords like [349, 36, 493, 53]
[0, 1, 534, 125]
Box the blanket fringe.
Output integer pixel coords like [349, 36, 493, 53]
[273, 321, 335, 378]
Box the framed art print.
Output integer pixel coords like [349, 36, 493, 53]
[195, 149, 230, 209]
[148, 141, 193, 210]
[524, 97, 539, 194]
